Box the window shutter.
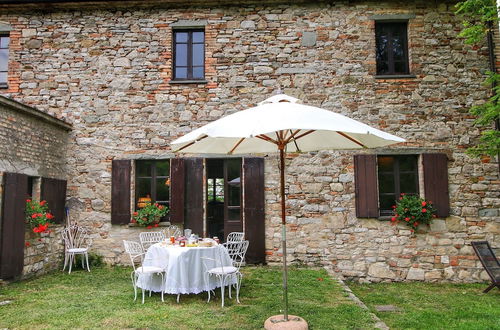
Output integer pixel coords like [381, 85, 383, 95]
[184, 158, 204, 236]
[243, 157, 265, 264]
[169, 158, 185, 224]
[0, 172, 27, 279]
[354, 154, 379, 218]
[111, 160, 131, 225]
[422, 153, 450, 217]
[41, 177, 67, 224]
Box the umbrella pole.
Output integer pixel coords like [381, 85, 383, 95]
[279, 147, 289, 322]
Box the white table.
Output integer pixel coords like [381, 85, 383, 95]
[137, 243, 236, 295]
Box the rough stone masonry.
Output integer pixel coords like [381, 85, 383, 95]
[0, 0, 498, 282]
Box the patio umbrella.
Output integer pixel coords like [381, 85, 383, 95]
[171, 93, 405, 323]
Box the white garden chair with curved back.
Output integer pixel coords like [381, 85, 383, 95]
[162, 225, 182, 239]
[123, 240, 165, 304]
[202, 240, 249, 307]
[226, 232, 244, 243]
[61, 225, 93, 274]
[139, 231, 165, 252]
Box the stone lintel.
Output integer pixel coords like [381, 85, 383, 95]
[170, 19, 207, 28]
[0, 23, 11, 31]
[369, 14, 416, 21]
[0, 95, 72, 131]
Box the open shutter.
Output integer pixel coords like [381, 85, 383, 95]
[111, 160, 131, 225]
[184, 158, 204, 236]
[41, 178, 67, 224]
[244, 157, 265, 264]
[422, 153, 450, 217]
[169, 158, 185, 224]
[354, 154, 379, 218]
[0, 172, 28, 279]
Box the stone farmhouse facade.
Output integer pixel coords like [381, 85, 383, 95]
[0, 0, 498, 282]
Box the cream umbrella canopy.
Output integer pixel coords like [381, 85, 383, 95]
[171, 94, 405, 322]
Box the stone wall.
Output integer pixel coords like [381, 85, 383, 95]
[0, 0, 498, 282]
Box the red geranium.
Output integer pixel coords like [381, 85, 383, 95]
[392, 194, 436, 232]
[25, 200, 55, 235]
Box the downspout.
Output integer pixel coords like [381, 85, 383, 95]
[486, 20, 500, 173]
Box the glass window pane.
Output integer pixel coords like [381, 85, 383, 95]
[175, 67, 187, 79]
[192, 43, 204, 66]
[378, 174, 395, 194]
[228, 185, 240, 206]
[0, 49, 8, 72]
[192, 31, 204, 43]
[136, 178, 152, 202]
[399, 156, 417, 171]
[378, 156, 394, 172]
[0, 72, 6, 83]
[207, 178, 215, 202]
[394, 61, 407, 74]
[192, 66, 204, 79]
[155, 160, 170, 177]
[175, 44, 188, 66]
[227, 159, 241, 181]
[400, 173, 418, 193]
[175, 32, 188, 43]
[156, 178, 170, 202]
[136, 161, 152, 177]
[228, 208, 240, 221]
[379, 194, 396, 212]
[0, 36, 9, 48]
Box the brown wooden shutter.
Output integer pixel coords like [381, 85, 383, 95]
[184, 158, 204, 236]
[169, 158, 185, 224]
[354, 154, 379, 218]
[41, 177, 67, 224]
[0, 172, 28, 279]
[111, 160, 131, 225]
[243, 157, 265, 264]
[422, 153, 450, 217]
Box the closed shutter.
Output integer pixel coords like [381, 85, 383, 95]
[0, 172, 28, 279]
[169, 158, 185, 224]
[111, 160, 131, 225]
[184, 158, 204, 236]
[354, 154, 379, 218]
[41, 178, 67, 224]
[422, 153, 450, 217]
[243, 157, 265, 264]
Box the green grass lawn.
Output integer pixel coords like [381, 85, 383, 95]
[349, 281, 500, 330]
[0, 266, 374, 329]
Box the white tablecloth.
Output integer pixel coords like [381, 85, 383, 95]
[137, 243, 236, 295]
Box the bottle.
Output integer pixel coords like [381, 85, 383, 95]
[170, 236, 175, 244]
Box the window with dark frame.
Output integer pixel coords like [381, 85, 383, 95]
[375, 22, 409, 75]
[173, 29, 205, 81]
[0, 34, 9, 86]
[377, 155, 419, 216]
[135, 160, 170, 212]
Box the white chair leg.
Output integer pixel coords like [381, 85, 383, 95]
[142, 287, 145, 304]
[159, 273, 164, 303]
[81, 254, 85, 269]
[85, 253, 90, 272]
[220, 276, 225, 308]
[68, 254, 73, 274]
[228, 279, 232, 299]
[131, 272, 138, 301]
[63, 252, 68, 271]
[177, 294, 180, 303]
[236, 274, 242, 304]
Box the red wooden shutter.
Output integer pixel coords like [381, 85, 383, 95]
[0, 172, 28, 279]
[422, 153, 450, 217]
[184, 158, 204, 236]
[169, 158, 185, 224]
[41, 177, 67, 224]
[111, 160, 131, 225]
[243, 157, 265, 264]
[354, 154, 379, 218]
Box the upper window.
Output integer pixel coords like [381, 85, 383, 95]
[135, 160, 170, 211]
[377, 155, 418, 216]
[375, 22, 409, 75]
[173, 29, 205, 81]
[0, 34, 9, 87]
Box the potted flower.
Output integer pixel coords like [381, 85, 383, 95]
[131, 202, 168, 228]
[391, 194, 437, 232]
[25, 199, 55, 235]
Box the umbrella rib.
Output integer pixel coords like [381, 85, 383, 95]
[291, 129, 315, 141]
[176, 135, 208, 151]
[228, 137, 246, 154]
[256, 134, 279, 145]
[336, 131, 368, 148]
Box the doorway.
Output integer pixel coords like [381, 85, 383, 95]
[206, 158, 242, 242]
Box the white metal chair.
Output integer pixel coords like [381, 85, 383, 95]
[226, 232, 244, 243]
[202, 241, 249, 307]
[123, 240, 165, 304]
[162, 225, 182, 238]
[139, 231, 165, 252]
[62, 225, 92, 274]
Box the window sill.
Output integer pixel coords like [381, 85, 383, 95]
[128, 221, 171, 228]
[377, 216, 393, 221]
[374, 74, 416, 80]
[169, 80, 208, 85]
[0, 83, 8, 89]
